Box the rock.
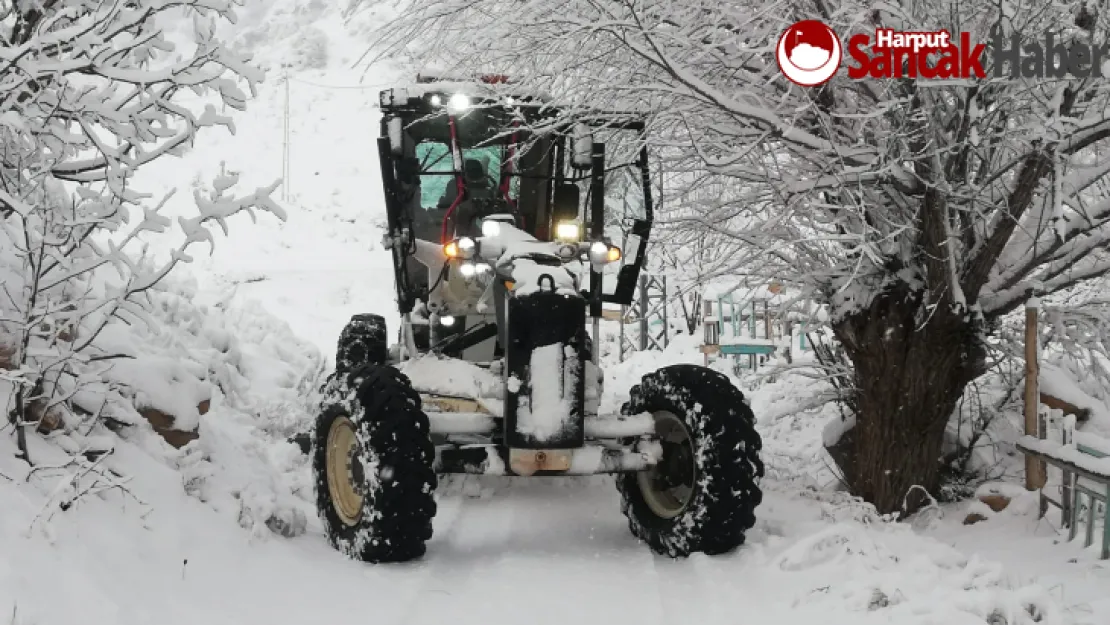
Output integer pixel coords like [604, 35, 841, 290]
[266, 509, 307, 538]
[26, 397, 67, 434]
[963, 512, 989, 525]
[139, 407, 199, 449]
[978, 494, 1011, 512]
[197, 399, 211, 416]
[56, 322, 78, 343]
[36, 404, 66, 434]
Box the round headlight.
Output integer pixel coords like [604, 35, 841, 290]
[448, 93, 471, 111]
[589, 241, 621, 265]
[481, 220, 501, 237]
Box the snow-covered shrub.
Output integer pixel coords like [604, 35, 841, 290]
[97, 275, 323, 538]
[1, 1, 282, 464]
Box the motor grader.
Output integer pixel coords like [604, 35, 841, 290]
[311, 75, 764, 562]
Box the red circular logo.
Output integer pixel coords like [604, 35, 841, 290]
[776, 20, 842, 87]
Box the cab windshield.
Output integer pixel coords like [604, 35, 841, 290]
[394, 104, 646, 245]
[403, 116, 554, 240]
[414, 142, 520, 210]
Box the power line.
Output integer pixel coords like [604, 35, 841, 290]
[278, 74, 389, 203]
[285, 75, 387, 90]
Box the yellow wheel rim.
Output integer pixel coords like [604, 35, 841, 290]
[326, 416, 364, 526]
[637, 411, 696, 519]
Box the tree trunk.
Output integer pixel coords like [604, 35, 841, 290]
[831, 285, 985, 515]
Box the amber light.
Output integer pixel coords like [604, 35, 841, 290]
[444, 241, 459, 258]
[607, 246, 621, 262]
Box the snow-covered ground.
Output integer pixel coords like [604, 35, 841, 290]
[4, 334, 1108, 624]
[4, 2, 1110, 624]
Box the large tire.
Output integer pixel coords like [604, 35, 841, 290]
[335, 314, 388, 375]
[616, 364, 764, 557]
[288, 314, 389, 455]
[312, 365, 437, 562]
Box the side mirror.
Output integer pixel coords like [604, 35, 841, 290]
[551, 183, 580, 222]
[570, 123, 593, 170]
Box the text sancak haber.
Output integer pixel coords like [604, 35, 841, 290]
[847, 29, 1110, 79]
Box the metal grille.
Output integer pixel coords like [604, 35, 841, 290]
[619, 274, 669, 361]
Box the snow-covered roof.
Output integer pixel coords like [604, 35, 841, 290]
[1038, 363, 1110, 431]
[383, 74, 552, 106]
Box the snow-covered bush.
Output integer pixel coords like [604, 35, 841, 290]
[0, 1, 282, 464]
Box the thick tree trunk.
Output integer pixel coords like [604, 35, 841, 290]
[831, 285, 985, 515]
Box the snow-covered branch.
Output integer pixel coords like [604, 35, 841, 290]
[1, 0, 280, 462]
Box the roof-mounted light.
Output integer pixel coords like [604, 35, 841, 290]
[448, 93, 471, 112]
[555, 221, 581, 243]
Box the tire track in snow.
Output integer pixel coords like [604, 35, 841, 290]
[394, 475, 520, 625]
[650, 551, 727, 625]
[498, 477, 649, 624]
[375, 481, 471, 623]
[400, 477, 675, 624]
[477, 477, 666, 624]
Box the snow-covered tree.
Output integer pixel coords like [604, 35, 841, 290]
[1, 0, 281, 461]
[363, 0, 1110, 513]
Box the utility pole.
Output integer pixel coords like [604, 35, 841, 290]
[282, 74, 291, 201]
[1024, 291, 1046, 490]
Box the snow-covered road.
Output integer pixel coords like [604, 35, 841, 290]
[3, 426, 1073, 625]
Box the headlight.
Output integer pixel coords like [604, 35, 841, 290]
[444, 237, 477, 259]
[459, 262, 477, 277]
[429, 94, 442, 106]
[481, 220, 501, 237]
[457, 236, 476, 258]
[589, 241, 622, 265]
[555, 221, 581, 243]
[448, 93, 471, 111]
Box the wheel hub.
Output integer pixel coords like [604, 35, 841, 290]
[326, 416, 364, 526]
[637, 411, 697, 519]
[655, 439, 693, 489]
